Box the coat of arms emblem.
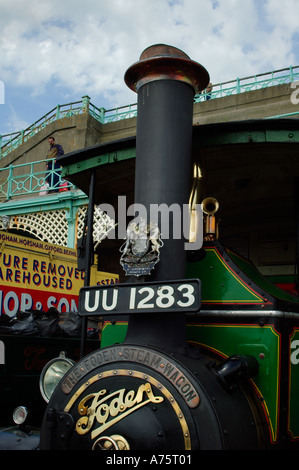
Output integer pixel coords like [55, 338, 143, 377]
[120, 219, 163, 276]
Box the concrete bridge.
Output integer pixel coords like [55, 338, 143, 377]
[0, 67, 299, 281]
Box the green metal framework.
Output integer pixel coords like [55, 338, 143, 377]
[0, 158, 74, 201]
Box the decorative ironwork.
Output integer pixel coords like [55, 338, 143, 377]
[0, 158, 73, 200]
[77, 206, 116, 249]
[8, 210, 69, 246]
[0, 205, 116, 248]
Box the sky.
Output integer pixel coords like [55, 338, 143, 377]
[1, 0, 299, 136]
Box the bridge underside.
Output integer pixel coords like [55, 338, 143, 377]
[192, 119, 299, 267]
[58, 118, 299, 278]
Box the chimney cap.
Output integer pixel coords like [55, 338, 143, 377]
[125, 43, 210, 94]
[139, 44, 191, 60]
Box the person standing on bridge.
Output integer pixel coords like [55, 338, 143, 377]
[46, 136, 64, 192]
[205, 82, 213, 100]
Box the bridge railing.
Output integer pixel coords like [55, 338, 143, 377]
[0, 98, 89, 159]
[0, 158, 74, 201]
[1, 66, 298, 159]
[196, 65, 299, 101]
[2, 98, 299, 202]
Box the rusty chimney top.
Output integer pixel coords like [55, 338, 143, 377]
[125, 43, 209, 94]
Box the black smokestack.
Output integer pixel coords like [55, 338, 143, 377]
[123, 44, 209, 351]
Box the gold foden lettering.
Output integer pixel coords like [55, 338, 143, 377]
[75, 383, 163, 439]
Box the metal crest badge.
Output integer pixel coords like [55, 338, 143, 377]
[120, 219, 163, 277]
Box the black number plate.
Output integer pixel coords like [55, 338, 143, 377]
[78, 279, 201, 316]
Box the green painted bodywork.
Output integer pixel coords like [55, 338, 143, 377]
[289, 328, 299, 439]
[100, 242, 299, 444]
[186, 244, 299, 306]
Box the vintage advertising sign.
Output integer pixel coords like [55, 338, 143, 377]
[0, 232, 118, 316]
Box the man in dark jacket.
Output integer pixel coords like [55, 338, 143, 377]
[46, 136, 64, 192]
